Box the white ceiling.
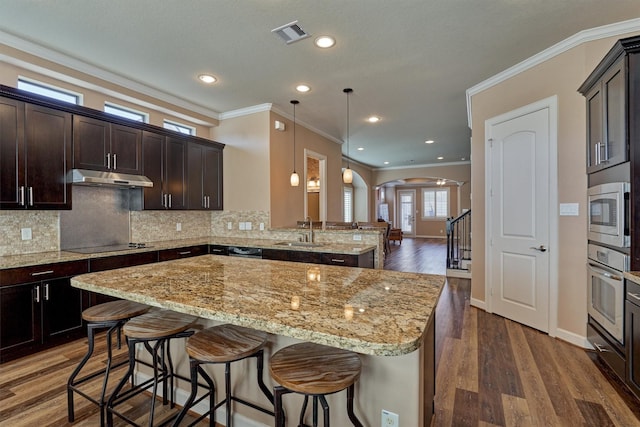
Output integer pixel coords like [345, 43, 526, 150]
[1, 1, 639, 169]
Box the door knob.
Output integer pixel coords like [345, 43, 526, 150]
[530, 245, 547, 252]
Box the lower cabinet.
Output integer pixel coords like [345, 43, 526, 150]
[626, 279, 640, 399]
[262, 248, 374, 268]
[158, 245, 208, 261]
[0, 260, 89, 363]
[262, 249, 321, 264]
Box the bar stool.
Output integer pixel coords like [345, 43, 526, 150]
[269, 342, 363, 427]
[107, 309, 197, 427]
[172, 324, 275, 427]
[67, 299, 150, 427]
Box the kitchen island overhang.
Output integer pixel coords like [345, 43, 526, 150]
[71, 255, 444, 426]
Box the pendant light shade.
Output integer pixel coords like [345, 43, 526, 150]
[290, 100, 300, 187]
[343, 88, 353, 184]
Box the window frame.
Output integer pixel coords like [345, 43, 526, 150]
[104, 102, 149, 123]
[422, 187, 450, 220]
[17, 77, 82, 105]
[164, 119, 196, 135]
[343, 186, 354, 223]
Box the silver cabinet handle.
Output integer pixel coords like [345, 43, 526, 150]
[530, 245, 547, 252]
[113, 153, 117, 170]
[595, 142, 601, 165]
[593, 342, 609, 353]
[34, 285, 40, 303]
[331, 259, 345, 263]
[203, 196, 207, 208]
[163, 193, 168, 208]
[602, 140, 609, 163]
[168, 194, 172, 208]
[28, 187, 33, 206]
[31, 270, 54, 276]
[44, 283, 50, 301]
[19, 186, 25, 206]
[179, 251, 191, 256]
[628, 292, 640, 302]
[106, 152, 111, 169]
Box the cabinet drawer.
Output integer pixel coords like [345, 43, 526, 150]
[0, 260, 89, 286]
[627, 279, 640, 304]
[209, 245, 229, 256]
[158, 245, 208, 261]
[587, 321, 625, 380]
[321, 253, 358, 267]
[89, 251, 158, 272]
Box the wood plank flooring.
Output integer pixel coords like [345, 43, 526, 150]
[385, 237, 640, 427]
[1, 238, 640, 426]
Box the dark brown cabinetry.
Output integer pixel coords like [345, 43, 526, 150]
[158, 245, 208, 261]
[187, 141, 223, 210]
[0, 260, 88, 363]
[210, 245, 229, 256]
[0, 99, 72, 209]
[141, 132, 187, 209]
[73, 115, 142, 174]
[262, 248, 374, 268]
[262, 248, 321, 264]
[626, 279, 640, 399]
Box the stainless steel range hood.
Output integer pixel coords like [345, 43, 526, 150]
[71, 169, 153, 188]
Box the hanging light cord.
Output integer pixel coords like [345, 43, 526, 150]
[291, 100, 299, 173]
[344, 88, 352, 168]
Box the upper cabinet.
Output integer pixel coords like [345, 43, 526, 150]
[187, 141, 223, 210]
[73, 116, 142, 174]
[579, 36, 639, 174]
[141, 132, 188, 210]
[0, 98, 72, 209]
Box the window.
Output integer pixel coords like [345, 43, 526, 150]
[343, 187, 353, 223]
[422, 188, 449, 219]
[164, 120, 195, 135]
[104, 102, 148, 122]
[17, 78, 80, 104]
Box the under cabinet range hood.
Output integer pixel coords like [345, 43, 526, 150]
[71, 169, 153, 188]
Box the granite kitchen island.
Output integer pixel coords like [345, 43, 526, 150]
[71, 255, 444, 426]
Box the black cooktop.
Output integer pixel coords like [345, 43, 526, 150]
[66, 243, 152, 254]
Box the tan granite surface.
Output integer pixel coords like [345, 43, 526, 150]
[0, 237, 376, 270]
[625, 271, 640, 284]
[71, 255, 443, 356]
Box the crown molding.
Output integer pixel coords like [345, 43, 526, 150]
[374, 160, 471, 171]
[465, 18, 640, 128]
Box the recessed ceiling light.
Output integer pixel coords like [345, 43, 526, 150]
[437, 156, 444, 160]
[357, 147, 364, 151]
[314, 35, 336, 48]
[367, 116, 380, 123]
[198, 74, 217, 84]
[425, 140, 434, 144]
[296, 84, 311, 93]
[384, 161, 390, 165]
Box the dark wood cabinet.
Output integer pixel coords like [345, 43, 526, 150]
[321, 252, 374, 268]
[187, 141, 223, 210]
[262, 248, 322, 264]
[141, 132, 188, 209]
[626, 279, 640, 399]
[158, 245, 208, 261]
[73, 115, 141, 174]
[165, 136, 187, 209]
[141, 130, 166, 209]
[0, 99, 72, 209]
[0, 260, 88, 363]
[262, 248, 374, 268]
[209, 245, 229, 256]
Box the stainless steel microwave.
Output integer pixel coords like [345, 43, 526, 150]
[588, 182, 630, 248]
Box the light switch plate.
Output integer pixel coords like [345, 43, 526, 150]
[21, 227, 32, 240]
[259, 223, 265, 231]
[227, 222, 233, 230]
[245, 222, 252, 231]
[559, 203, 579, 216]
[239, 222, 246, 230]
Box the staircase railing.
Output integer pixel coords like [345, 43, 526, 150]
[446, 210, 471, 270]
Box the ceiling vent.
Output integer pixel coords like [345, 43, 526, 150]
[272, 20, 310, 44]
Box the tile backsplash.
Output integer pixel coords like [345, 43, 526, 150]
[0, 210, 59, 256]
[130, 210, 212, 242]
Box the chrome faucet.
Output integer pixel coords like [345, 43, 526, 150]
[305, 216, 313, 242]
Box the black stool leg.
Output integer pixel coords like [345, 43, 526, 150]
[225, 362, 232, 427]
[313, 395, 319, 427]
[172, 359, 200, 427]
[274, 385, 292, 427]
[107, 336, 138, 426]
[198, 365, 217, 427]
[255, 350, 274, 404]
[67, 322, 98, 423]
[298, 395, 309, 426]
[318, 395, 329, 427]
[346, 384, 363, 427]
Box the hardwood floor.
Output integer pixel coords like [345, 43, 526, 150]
[385, 237, 640, 426]
[2, 238, 640, 426]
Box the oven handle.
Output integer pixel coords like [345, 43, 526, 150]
[588, 262, 623, 281]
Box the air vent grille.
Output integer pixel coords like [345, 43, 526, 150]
[272, 20, 310, 44]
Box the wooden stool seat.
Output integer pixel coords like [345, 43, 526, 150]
[172, 324, 275, 427]
[270, 342, 361, 395]
[123, 309, 197, 339]
[186, 324, 268, 363]
[82, 300, 149, 322]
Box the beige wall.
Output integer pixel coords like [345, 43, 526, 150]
[469, 31, 640, 338]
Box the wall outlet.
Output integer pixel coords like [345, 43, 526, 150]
[21, 227, 32, 240]
[259, 222, 265, 231]
[245, 222, 252, 231]
[239, 222, 246, 231]
[353, 234, 362, 241]
[176, 222, 182, 231]
[381, 410, 399, 427]
[227, 222, 233, 230]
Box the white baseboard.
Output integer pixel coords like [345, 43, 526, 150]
[470, 298, 485, 310]
[133, 372, 269, 427]
[446, 269, 471, 279]
[555, 328, 593, 349]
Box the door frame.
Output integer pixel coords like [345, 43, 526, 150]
[484, 95, 559, 337]
[397, 189, 416, 237]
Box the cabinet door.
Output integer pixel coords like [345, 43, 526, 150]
[603, 60, 627, 168]
[586, 84, 603, 172]
[25, 104, 72, 209]
[0, 283, 41, 362]
[73, 115, 110, 171]
[165, 136, 187, 209]
[627, 299, 640, 399]
[203, 145, 222, 210]
[0, 98, 25, 208]
[187, 142, 205, 209]
[142, 131, 165, 209]
[111, 124, 142, 174]
[41, 277, 85, 341]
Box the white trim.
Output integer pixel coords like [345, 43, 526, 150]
[374, 160, 470, 171]
[470, 298, 486, 310]
[555, 328, 593, 349]
[219, 103, 273, 119]
[466, 18, 640, 128]
[484, 95, 559, 338]
[446, 269, 471, 279]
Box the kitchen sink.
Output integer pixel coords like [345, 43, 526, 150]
[274, 242, 325, 248]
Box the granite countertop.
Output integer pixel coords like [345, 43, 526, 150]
[625, 271, 640, 284]
[0, 237, 376, 270]
[71, 255, 444, 356]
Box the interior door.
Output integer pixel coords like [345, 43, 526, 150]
[398, 190, 415, 236]
[486, 101, 553, 333]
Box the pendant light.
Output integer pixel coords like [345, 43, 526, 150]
[342, 88, 353, 184]
[290, 100, 300, 187]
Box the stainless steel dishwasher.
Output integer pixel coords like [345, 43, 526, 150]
[227, 246, 263, 258]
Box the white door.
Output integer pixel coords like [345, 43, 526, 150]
[486, 97, 557, 333]
[398, 190, 415, 236]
